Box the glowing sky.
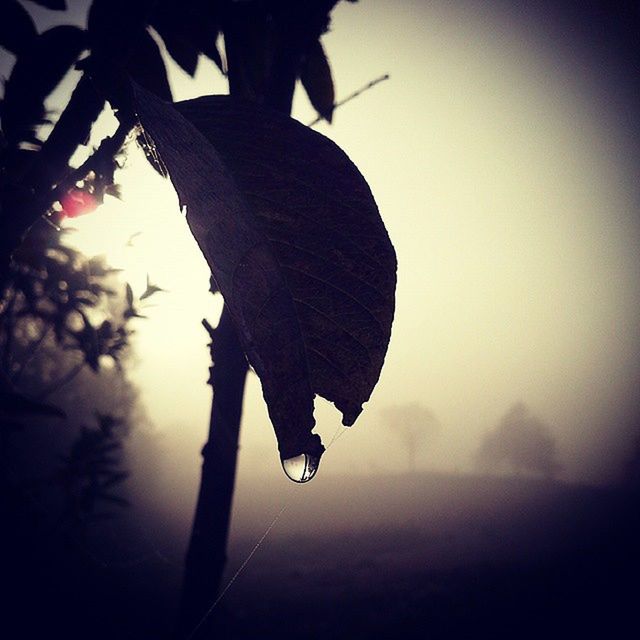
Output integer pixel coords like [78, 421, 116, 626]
[3, 0, 639, 485]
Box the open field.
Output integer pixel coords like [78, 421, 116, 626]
[4, 472, 638, 639]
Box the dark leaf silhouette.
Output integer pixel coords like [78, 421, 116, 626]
[0, 25, 87, 146]
[126, 29, 173, 101]
[300, 39, 335, 123]
[125, 283, 134, 308]
[0, 0, 37, 56]
[88, 0, 171, 100]
[134, 85, 396, 460]
[88, 0, 148, 56]
[149, 0, 223, 75]
[87, 255, 122, 277]
[179, 0, 223, 72]
[140, 273, 166, 300]
[151, 10, 200, 76]
[29, 0, 66, 9]
[123, 282, 145, 319]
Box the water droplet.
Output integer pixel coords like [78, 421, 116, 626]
[281, 453, 320, 483]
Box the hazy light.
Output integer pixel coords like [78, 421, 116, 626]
[33, 0, 640, 487]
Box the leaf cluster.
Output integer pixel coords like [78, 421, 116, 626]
[2, 224, 131, 376]
[55, 412, 130, 526]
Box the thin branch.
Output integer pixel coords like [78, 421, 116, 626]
[201, 317, 216, 341]
[31, 74, 106, 198]
[307, 73, 390, 127]
[48, 120, 134, 209]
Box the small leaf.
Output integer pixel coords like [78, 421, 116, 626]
[183, 1, 223, 73]
[300, 39, 335, 123]
[140, 273, 166, 300]
[124, 283, 133, 307]
[134, 85, 396, 461]
[149, 0, 222, 74]
[150, 13, 199, 76]
[0, 0, 37, 56]
[126, 29, 173, 101]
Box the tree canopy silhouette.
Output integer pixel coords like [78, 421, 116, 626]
[380, 403, 439, 472]
[475, 402, 561, 478]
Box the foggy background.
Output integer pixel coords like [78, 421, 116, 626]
[2, 1, 640, 637]
[3, 0, 639, 581]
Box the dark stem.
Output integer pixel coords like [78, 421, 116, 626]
[175, 307, 248, 638]
[175, 5, 332, 635]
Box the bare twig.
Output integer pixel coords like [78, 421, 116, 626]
[307, 73, 390, 127]
[201, 317, 216, 341]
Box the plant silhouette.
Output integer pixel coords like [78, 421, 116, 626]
[0, 1, 396, 637]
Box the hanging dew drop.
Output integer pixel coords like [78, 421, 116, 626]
[281, 453, 320, 483]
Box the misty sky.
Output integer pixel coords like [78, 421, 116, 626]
[3, 0, 639, 486]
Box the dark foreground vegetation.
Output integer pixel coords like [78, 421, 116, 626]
[3, 471, 637, 639]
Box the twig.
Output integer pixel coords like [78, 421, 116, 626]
[307, 73, 390, 127]
[48, 120, 134, 208]
[201, 317, 216, 341]
[31, 74, 106, 201]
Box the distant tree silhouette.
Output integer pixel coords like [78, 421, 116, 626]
[475, 402, 561, 479]
[381, 403, 439, 472]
